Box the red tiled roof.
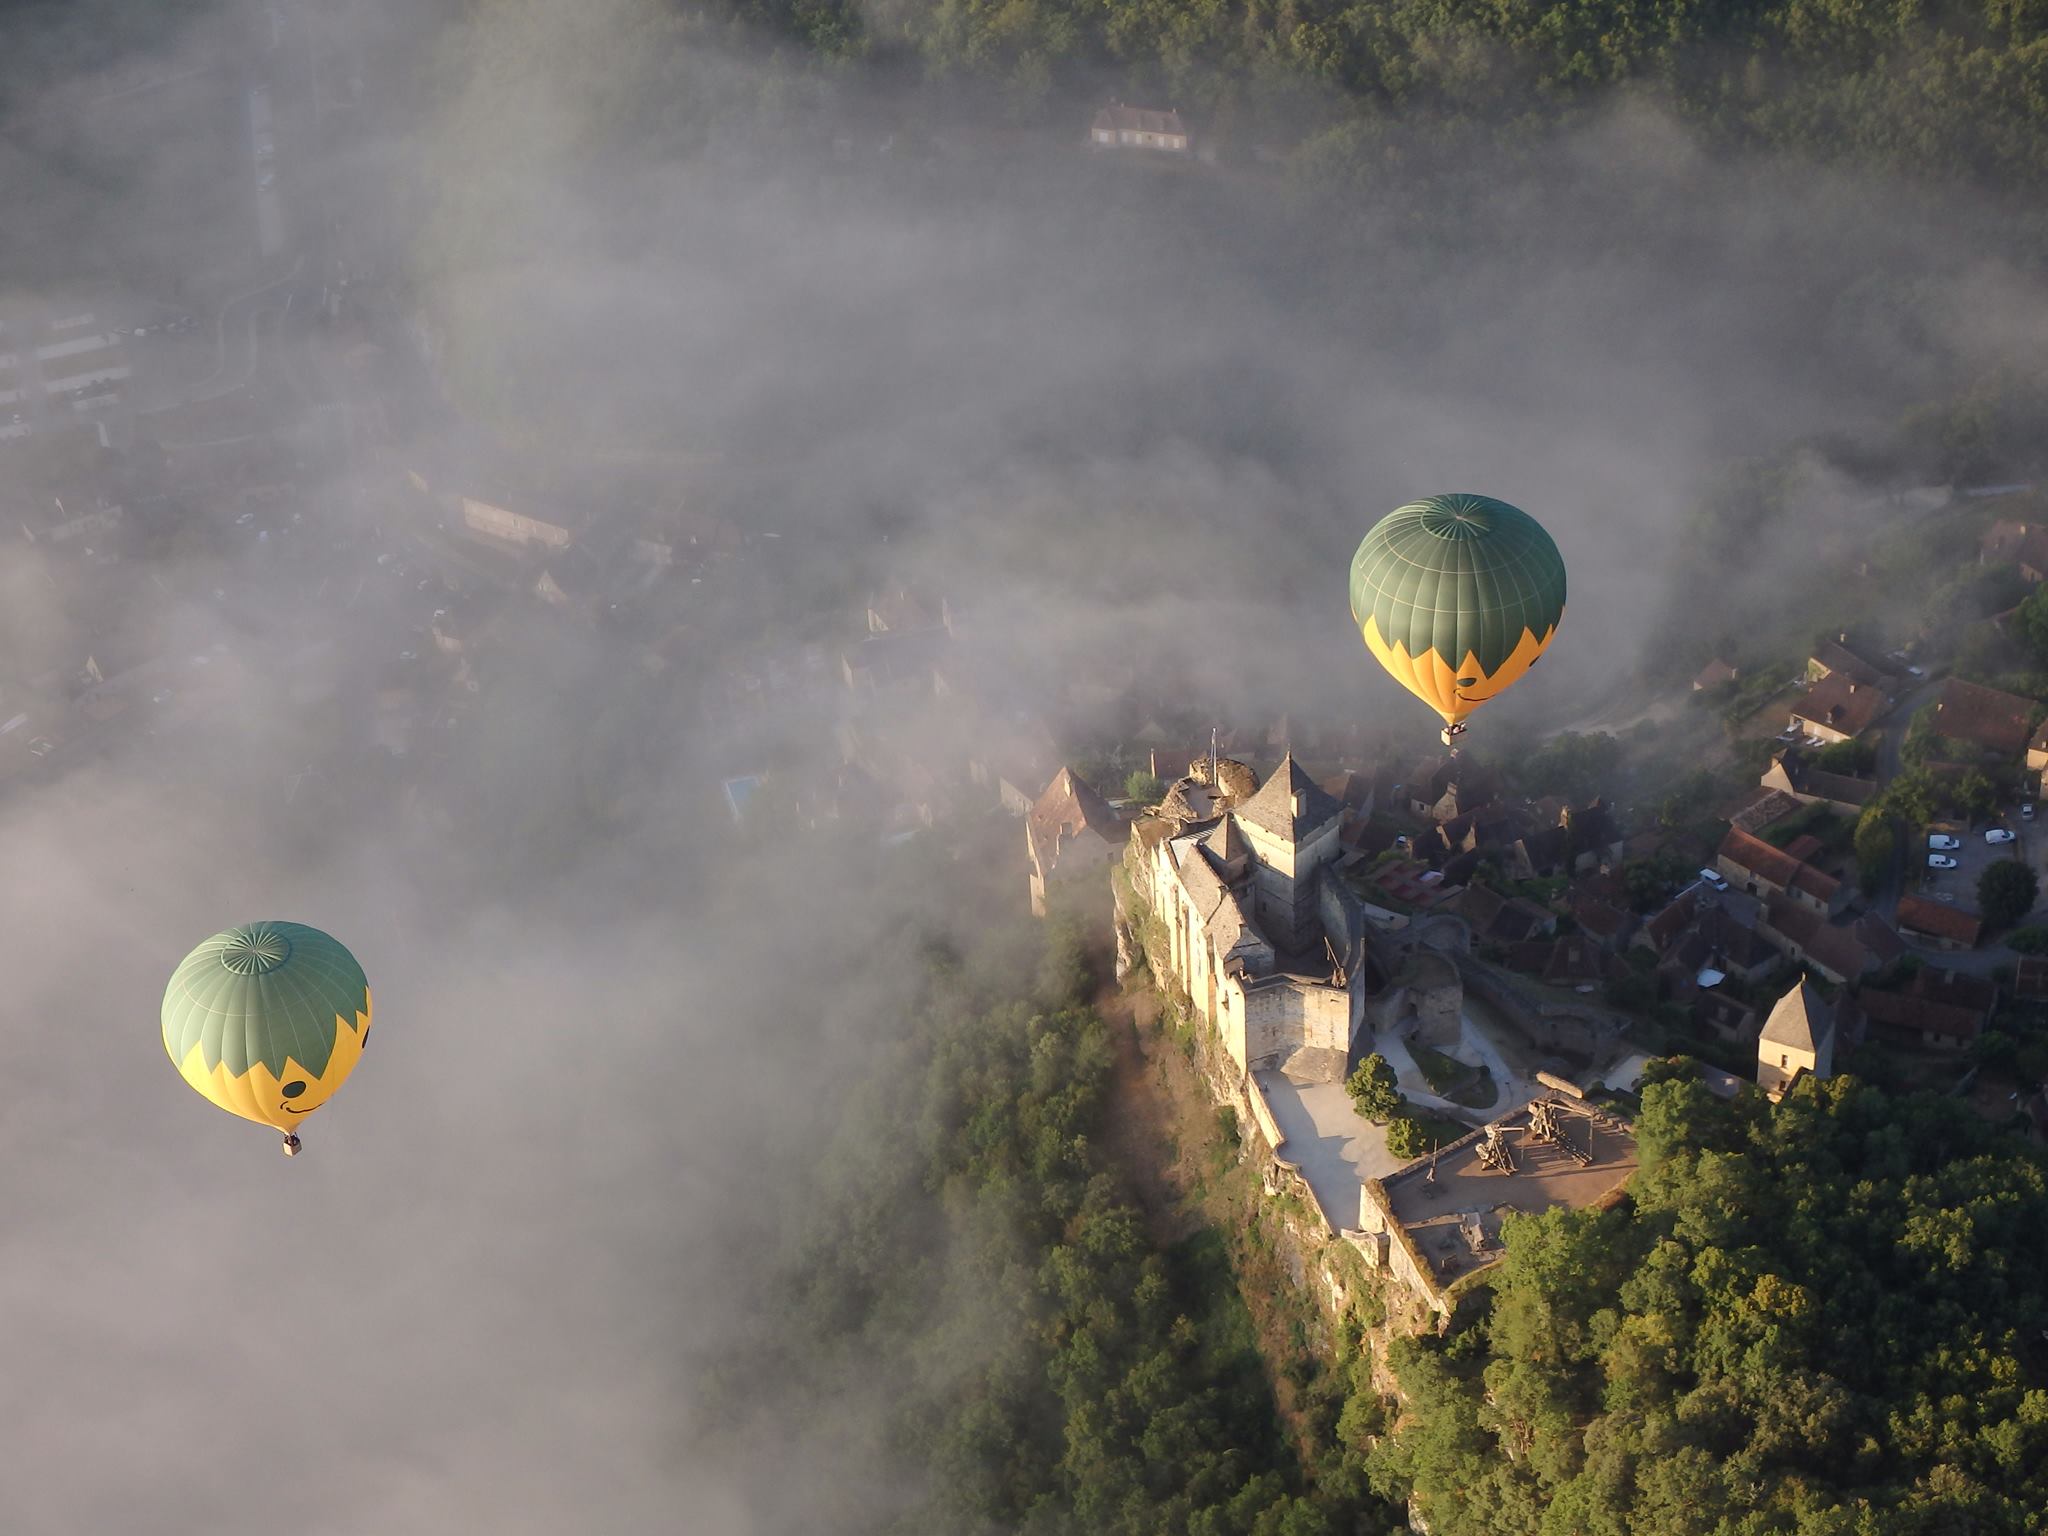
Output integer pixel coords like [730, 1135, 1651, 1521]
[1854, 980, 1988, 1043]
[1762, 895, 1873, 981]
[1720, 826, 1840, 904]
[1981, 519, 2048, 576]
[1092, 104, 1188, 135]
[1894, 894, 1984, 948]
[1791, 672, 1887, 737]
[2014, 956, 2048, 999]
[1931, 677, 2035, 757]
[1809, 639, 1890, 688]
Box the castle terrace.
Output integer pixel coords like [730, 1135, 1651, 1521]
[1357, 1099, 1637, 1313]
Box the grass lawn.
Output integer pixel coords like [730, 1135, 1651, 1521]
[1410, 1042, 1464, 1093]
[1447, 1066, 1497, 1110]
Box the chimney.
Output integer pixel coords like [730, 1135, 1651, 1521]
[1849, 682, 1859, 695]
[1839, 631, 1848, 644]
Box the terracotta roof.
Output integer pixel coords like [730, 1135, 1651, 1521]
[1029, 767, 1121, 845]
[1646, 888, 1701, 952]
[1729, 789, 1802, 833]
[1894, 894, 1984, 948]
[1541, 937, 1609, 987]
[1761, 979, 1833, 1053]
[1791, 672, 1887, 738]
[1980, 519, 2048, 575]
[1720, 826, 1840, 904]
[1854, 969, 1991, 1043]
[1092, 104, 1188, 135]
[2015, 956, 2048, 999]
[1784, 833, 1824, 864]
[1235, 752, 1342, 842]
[1853, 913, 1907, 967]
[1809, 639, 1890, 688]
[1762, 896, 1874, 981]
[1569, 891, 1632, 942]
[1693, 658, 1739, 689]
[1931, 677, 2035, 757]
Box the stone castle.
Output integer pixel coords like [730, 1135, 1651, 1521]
[1129, 748, 1377, 1082]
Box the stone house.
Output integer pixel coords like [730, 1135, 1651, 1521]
[1693, 658, 1738, 690]
[1758, 978, 1836, 1101]
[1088, 103, 1190, 152]
[1718, 826, 1846, 915]
[1928, 677, 2035, 759]
[1759, 749, 1877, 816]
[1806, 636, 1895, 690]
[1894, 893, 1983, 951]
[1789, 673, 1888, 744]
[1979, 519, 2048, 582]
[1027, 767, 1123, 917]
[1407, 756, 1496, 823]
[1850, 967, 1993, 1051]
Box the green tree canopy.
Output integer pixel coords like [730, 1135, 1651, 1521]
[1980, 857, 2040, 929]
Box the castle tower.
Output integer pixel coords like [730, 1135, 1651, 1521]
[1230, 752, 1343, 952]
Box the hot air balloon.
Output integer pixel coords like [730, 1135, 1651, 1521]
[161, 922, 372, 1156]
[1349, 493, 1566, 746]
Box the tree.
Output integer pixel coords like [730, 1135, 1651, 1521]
[1347, 1054, 1403, 1122]
[2013, 584, 2048, 667]
[1957, 769, 1997, 822]
[1852, 806, 1897, 894]
[1384, 1113, 1429, 1160]
[1123, 770, 1164, 804]
[1813, 737, 1875, 776]
[1978, 858, 2039, 929]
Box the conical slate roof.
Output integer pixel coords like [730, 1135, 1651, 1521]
[1760, 978, 1832, 1053]
[1234, 753, 1343, 842]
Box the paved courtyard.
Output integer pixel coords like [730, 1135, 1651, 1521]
[1254, 1068, 1401, 1231]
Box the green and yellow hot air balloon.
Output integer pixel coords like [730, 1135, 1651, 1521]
[1349, 493, 1566, 745]
[162, 922, 372, 1155]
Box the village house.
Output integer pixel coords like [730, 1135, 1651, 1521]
[1894, 893, 1984, 951]
[1027, 767, 1124, 917]
[1980, 519, 2048, 582]
[1849, 966, 1993, 1052]
[1759, 748, 1877, 816]
[1456, 884, 1557, 947]
[1692, 658, 1739, 691]
[1717, 826, 1846, 915]
[1756, 896, 1881, 985]
[1758, 978, 1836, 1101]
[1407, 756, 1497, 823]
[1806, 636, 1896, 690]
[1088, 103, 1191, 152]
[1928, 677, 2035, 759]
[1788, 672, 1888, 744]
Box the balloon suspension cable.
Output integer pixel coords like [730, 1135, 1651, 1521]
[281, 1132, 302, 1157]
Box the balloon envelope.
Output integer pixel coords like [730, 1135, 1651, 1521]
[1349, 493, 1566, 731]
[161, 922, 372, 1133]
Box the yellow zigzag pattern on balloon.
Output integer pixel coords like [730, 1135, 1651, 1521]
[1360, 614, 1560, 727]
[171, 991, 372, 1131]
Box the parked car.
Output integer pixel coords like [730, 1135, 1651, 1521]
[1987, 829, 2018, 844]
[1929, 834, 1961, 850]
[1929, 854, 1960, 870]
[2026, 803, 2036, 821]
[1699, 868, 1730, 892]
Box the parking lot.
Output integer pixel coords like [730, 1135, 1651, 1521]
[1918, 814, 2039, 920]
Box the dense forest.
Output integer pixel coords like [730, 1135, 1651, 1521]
[706, 913, 1400, 1534]
[1369, 1062, 2048, 1534]
[724, 0, 2048, 188]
